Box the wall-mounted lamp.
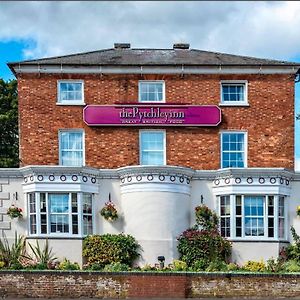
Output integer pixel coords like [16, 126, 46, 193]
[157, 256, 165, 269]
[13, 192, 18, 201]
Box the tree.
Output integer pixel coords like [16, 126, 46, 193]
[0, 79, 19, 167]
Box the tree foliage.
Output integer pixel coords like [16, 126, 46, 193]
[0, 79, 18, 167]
[177, 205, 231, 269]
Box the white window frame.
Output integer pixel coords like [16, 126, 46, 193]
[218, 194, 287, 241]
[220, 80, 248, 106]
[27, 192, 94, 238]
[57, 80, 85, 105]
[58, 129, 85, 166]
[138, 80, 165, 103]
[139, 129, 166, 165]
[220, 131, 248, 168]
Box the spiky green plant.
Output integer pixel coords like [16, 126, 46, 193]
[0, 231, 25, 267]
[25, 240, 57, 266]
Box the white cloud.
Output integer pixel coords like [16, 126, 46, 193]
[0, 1, 300, 61]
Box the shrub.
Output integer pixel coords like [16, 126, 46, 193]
[0, 231, 25, 268]
[22, 239, 57, 269]
[195, 205, 219, 231]
[141, 264, 157, 271]
[205, 260, 228, 272]
[103, 262, 130, 272]
[58, 258, 80, 270]
[227, 262, 240, 271]
[177, 205, 231, 268]
[83, 263, 103, 271]
[283, 260, 300, 272]
[177, 228, 231, 267]
[265, 257, 284, 273]
[172, 260, 187, 271]
[243, 260, 266, 272]
[0, 261, 5, 268]
[190, 259, 210, 271]
[286, 226, 300, 261]
[83, 234, 141, 268]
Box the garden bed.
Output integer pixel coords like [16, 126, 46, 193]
[1, 270, 300, 298]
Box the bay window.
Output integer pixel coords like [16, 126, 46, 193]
[27, 192, 93, 237]
[219, 194, 286, 240]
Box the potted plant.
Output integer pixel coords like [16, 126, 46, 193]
[100, 194, 118, 222]
[7, 205, 23, 219]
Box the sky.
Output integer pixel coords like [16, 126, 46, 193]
[0, 1, 300, 169]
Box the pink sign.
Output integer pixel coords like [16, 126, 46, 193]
[83, 105, 221, 126]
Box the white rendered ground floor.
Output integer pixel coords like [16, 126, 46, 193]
[0, 165, 298, 266]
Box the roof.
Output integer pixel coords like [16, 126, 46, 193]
[8, 47, 300, 67]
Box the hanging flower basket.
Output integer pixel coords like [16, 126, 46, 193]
[297, 206, 300, 217]
[100, 194, 118, 222]
[7, 205, 23, 219]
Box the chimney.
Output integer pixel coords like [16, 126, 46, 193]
[114, 43, 131, 49]
[173, 43, 190, 50]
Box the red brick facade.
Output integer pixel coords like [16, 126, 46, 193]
[17, 73, 295, 169]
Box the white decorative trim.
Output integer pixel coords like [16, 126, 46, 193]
[117, 165, 195, 177]
[120, 172, 191, 195]
[121, 182, 191, 194]
[213, 175, 291, 196]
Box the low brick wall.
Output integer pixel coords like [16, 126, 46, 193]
[1, 271, 300, 298]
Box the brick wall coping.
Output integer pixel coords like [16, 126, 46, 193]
[1, 270, 300, 277]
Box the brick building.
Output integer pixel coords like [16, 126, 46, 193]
[2, 43, 300, 265]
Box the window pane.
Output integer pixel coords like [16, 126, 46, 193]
[140, 131, 165, 165]
[221, 133, 245, 168]
[83, 215, 93, 235]
[139, 82, 164, 102]
[40, 193, 46, 213]
[59, 82, 83, 102]
[222, 84, 245, 102]
[30, 215, 37, 234]
[83, 194, 93, 214]
[49, 194, 69, 213]
[244, 196, 264, 236]
[60, 131, 83, 166]
[72, 193, 78, 213]
[41, 214, 47, 234]
[72, 215, 78, 234]
[29, 193, 36, 213]
[50, 214, 69, 233]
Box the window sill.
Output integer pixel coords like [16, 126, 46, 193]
[56, 102, 86, 106]
[26, 236, 85, 240]
[219, 103, 249, 107]
[229, 238, 289, 243]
